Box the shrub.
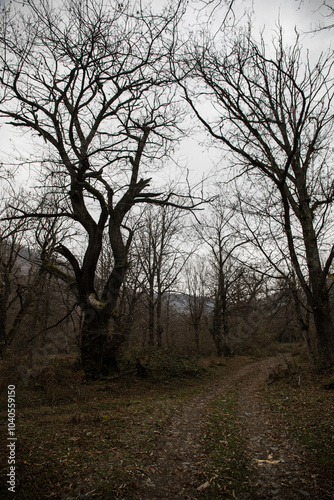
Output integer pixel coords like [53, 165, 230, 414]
[133, 348, 205, 380]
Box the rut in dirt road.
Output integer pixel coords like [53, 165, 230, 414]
[139, 357, 331, 499]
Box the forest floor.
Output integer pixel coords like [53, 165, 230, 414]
[0, 350, 334, 499]
[139, 355, 334, 499]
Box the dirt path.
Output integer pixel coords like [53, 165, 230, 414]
[236, 358, 329, 499]
[139, 356, 329, 499]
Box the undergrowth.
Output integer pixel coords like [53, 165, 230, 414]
[124, 347, 207, 380]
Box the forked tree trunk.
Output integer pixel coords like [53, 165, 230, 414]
[81, 309, 111, 378]
[81, 309, 129, 378]
[80, 265, 127, 378]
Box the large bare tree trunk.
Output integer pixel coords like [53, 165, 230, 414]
[312, 294, 334, 368]
[81, 311, 110, 377]
[80, 264, 128, 378]
[81, 311, 127, 378]
[300, 199, 334, 368]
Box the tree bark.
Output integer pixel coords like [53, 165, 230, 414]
[156, 290, 163, 348]
[312, 294, 334, 368]
[81, 310, 110, 378]
[81, 308, 127, 377]
[148, 282, 155, 346]
[80, 264, 128, 378]
[298, 193, 334, 367]
[210, 292, 223, 357]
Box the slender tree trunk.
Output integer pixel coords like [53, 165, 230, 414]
[156, 291, 163, 348]
[222, 292, 232, 356]
[210, 270, 231, 357]
[210, 293, 223, 357]
[0, 273, 10, 355]
[148, 283, 155, 346]
[165, 294, 171, 348]
[194, 322, 200, 350]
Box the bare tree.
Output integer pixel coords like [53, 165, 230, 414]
[0, 234, 29, 353]
[233, 180, 315, 359]
[133, 204, 188, 347]
[184, 257, 209, 350]
[0, 0, 201, 376]
[0, 196, 36, 355]
[181, 29, 334, 367]
[309, 1, 334, 32]
[194, 196, 247, 356]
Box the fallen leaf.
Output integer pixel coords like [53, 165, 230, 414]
[197, 481, 210, 491]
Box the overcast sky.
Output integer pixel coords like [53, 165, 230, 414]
[249, 0, 332, 52]
[179, 0, 333, 185]
[198, 0, 333, 58]
[0, 0, 333, 190]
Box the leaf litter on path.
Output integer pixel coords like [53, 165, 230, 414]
[139, 356, 334, 499]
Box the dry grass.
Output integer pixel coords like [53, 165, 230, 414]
[0, 358, 219, 499]
[1, 350, 334, 498]
[264, 355, 334, 486]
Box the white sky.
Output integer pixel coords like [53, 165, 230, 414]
[178, 0, 334, 185]
[249, 0, 332, 53]
[0, 0, 333, 190]
[252, 0, 330, 32]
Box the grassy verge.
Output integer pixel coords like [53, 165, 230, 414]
[0, 364, 222, 499]
[202, 388, 253, 498]
[264, 359, 334, 485]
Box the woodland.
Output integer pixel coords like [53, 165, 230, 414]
[1, 0, 334, 376]
[1, 1, 334, 498]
